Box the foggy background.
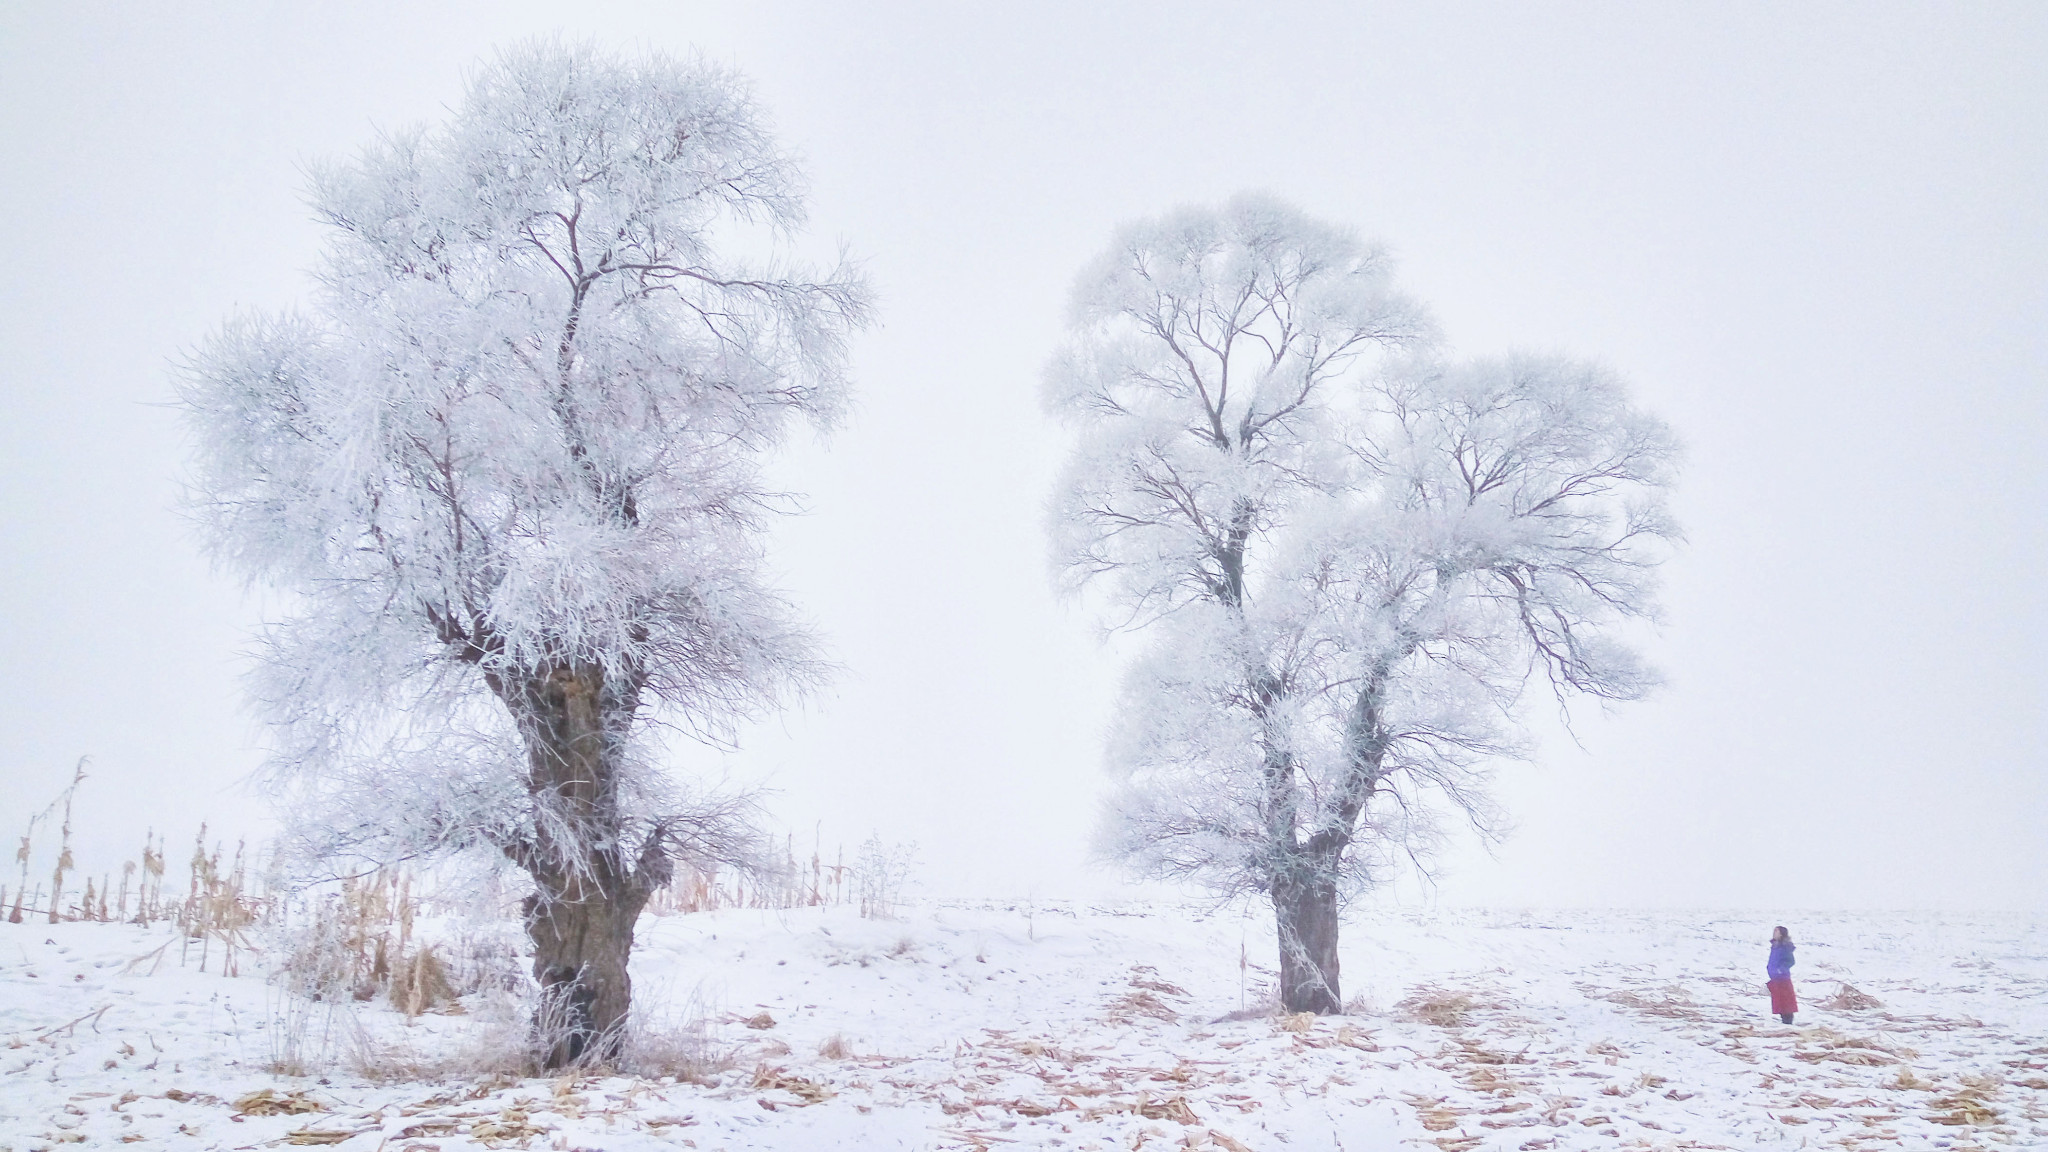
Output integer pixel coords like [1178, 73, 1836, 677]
[2, 2, 2042, 911]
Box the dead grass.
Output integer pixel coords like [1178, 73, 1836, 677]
[1460, 1064, 1533, 1095]
[1127, 966, 1188, 997]
[1296, 1022, 1378, 1051]
[389, 946, 458, 1018]
[468, 1105, 552, 1143]
[1397, 986, 1478, 1029]
[990, 1034, 1074, 1062]
[1822, 982, 1886, 1011]
[621, 987, 736, 1085]
[274, 870, 516, 1018]
[1794, 1047, 1899, 1067]
[1928, 1074, 2001, 1126]
[265, 991, 350, 1077]
[1582, 982, 1707, 1021]
[265, 870, 522, 1077]
[1892, 1066, 1935, 1090]
[342, 992, 534, 1082]
[1792, 1026, 1917, 1068]
[1452, 1038, 1532, 1068]
[1108, 989, 1181, 1023]
[1404, 1091, 1467, 1131]
[817, 1031, 855, 1060]
[231, 1089, 325, 1117]
[1133, 1092, 1199, 1123]
[751, 1064, 837, 1106]
[1210, 991, 1280, 1024]
[1106, 964, 1189, 1024]
[271, 937, 532, 1082]
[281, 1127, 363, 1145]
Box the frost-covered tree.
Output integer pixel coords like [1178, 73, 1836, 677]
[180, 40, 870, 1067]
[1047, 195, 1678, 1013]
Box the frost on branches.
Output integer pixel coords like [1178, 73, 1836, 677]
[180, 41, 871, 1067]
[1047, 195, 1678, 1013]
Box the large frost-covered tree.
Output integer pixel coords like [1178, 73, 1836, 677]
[181, 41, 870, 1066]
[1047, 195, 1678, 1013]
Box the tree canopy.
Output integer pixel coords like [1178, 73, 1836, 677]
[1047, 195, 1679, 1011]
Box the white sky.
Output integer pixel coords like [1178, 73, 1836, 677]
[2, 2, 2042, 911]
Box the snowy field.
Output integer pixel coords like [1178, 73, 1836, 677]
[4, 904, 2045, 1151]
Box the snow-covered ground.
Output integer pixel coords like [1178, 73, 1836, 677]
[4, 903, 2045, 1150]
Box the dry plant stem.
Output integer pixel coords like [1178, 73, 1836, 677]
[49, 758, 86, 923]
[137, 831, 167, 926]
[12, 834, 26, 923]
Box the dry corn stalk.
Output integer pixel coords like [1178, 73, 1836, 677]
[750, 1065, 835, 1105]
[233, 1089, 325, 1117]
[1397, 987, 1476, 1028]
[1822, 982, 1886, 1010]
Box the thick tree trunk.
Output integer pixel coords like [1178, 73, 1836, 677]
[1272, 868, 1342, 1014]
[494, 662, 651, 1069]
[526, 884, 643, 1067]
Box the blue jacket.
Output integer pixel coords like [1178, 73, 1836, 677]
[1767, 940, 1795, 980]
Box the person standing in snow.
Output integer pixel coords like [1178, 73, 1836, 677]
[1766, 925, 1797, 1025]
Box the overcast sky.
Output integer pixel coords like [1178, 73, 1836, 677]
[2, 2, 2043, 912]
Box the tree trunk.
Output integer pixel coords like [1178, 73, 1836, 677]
[526, 884, 643, 1068]
[1273, 867, 1342, 1014]
[495, 662, 651, 1069]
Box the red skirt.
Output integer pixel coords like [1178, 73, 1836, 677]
[1768, 977, 1798, 1015]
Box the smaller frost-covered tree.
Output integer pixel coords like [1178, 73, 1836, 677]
[181, 40, 870, 1066]
[1047, 195, 1678, 1013]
